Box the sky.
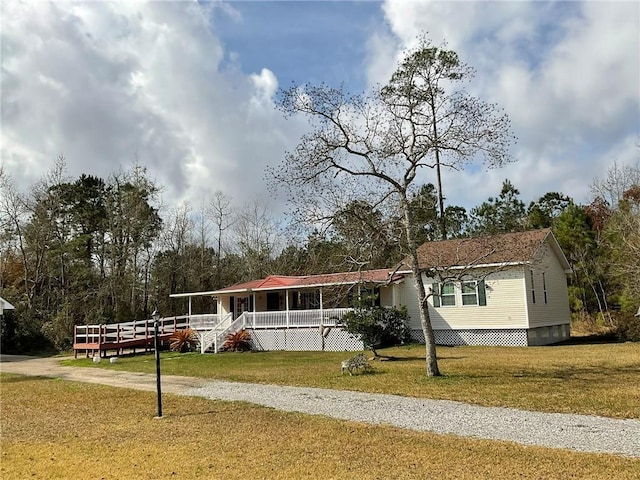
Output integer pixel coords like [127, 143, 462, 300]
[2, 0, 639, 222]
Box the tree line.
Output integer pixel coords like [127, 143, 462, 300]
[1, 157, 636, 353]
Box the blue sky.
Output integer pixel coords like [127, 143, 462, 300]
[213, 1, 383, 91]
[2, 0, 639, 222]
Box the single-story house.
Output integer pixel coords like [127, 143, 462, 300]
[395, 228, 572, 347]
[172, 228, 571, 351]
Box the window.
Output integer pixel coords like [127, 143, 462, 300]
[461, 281, 478, 306]
[299, 291, 320, 310]
[432, 282, 455, 307]
[432, 280, 487, 307]
[530, 270, 536, 304]
[441, 282, 456, 306]
[542, 272, 548, 304]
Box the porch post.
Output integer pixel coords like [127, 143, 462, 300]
[285, 289, 290, 328]
[392, 283, 397, 307]
[188, 296, 192, 318]
[252, 292, 256, 327]
[319, 287, 324, 323]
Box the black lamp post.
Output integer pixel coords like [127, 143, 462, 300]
[152, 309, 163, 418]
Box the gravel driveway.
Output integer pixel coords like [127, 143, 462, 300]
[2, 355, 639, 457]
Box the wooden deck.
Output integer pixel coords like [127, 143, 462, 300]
[73, 316, 190, 358]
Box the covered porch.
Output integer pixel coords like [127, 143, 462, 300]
[169, 269, 400, 352]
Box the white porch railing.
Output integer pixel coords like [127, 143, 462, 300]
[193, 308, 353, 353]
[74, 308, 356, 355]
[193, 313, 233, 353]
[239, 308, 351, 329]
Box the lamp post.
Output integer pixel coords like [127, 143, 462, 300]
[152, 309, 163, 418]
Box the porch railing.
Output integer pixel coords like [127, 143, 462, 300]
[74, 308, 355, 355]
[240, 308, 351, 329]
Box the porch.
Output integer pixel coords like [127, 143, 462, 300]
[72, 308, 360, 357]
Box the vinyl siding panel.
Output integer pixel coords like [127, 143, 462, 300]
[393, 280, 422, 330]
[527, 241, 571, 328]
[424, 269, 528, 329]
[393, 270, 528, 330]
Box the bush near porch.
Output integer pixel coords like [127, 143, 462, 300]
[64, 342, 640, 419]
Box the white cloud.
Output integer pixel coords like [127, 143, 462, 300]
[2, 0, 637, 229]
[374, 0, 640, 208]
[0, 0, 303, 214]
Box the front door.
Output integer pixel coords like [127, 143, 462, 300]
[235, 296, 251, 319]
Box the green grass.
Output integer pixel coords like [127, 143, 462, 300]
[64, 342, 640, 419]
[2, 374, 638, 479]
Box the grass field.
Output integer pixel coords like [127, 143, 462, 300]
[2, 374, 638, 479]
[64, 342, 640, 419]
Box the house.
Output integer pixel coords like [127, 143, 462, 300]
[0, 296, 15, 316]
[395, 228, 572, 346]
[171, 228, 571, 351]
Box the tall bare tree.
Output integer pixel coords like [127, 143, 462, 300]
[270, 37, 514, 376]
[207, 191, 235, 288]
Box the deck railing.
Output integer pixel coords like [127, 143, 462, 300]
[74, 315, 191, 347]
[74, 308, 355, 355]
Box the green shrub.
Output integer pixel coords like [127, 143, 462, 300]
[341, 302, 410, 356]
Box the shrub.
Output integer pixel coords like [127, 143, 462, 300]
[169, 328, 198, 353]
[341, 302, 410, 356]
[221, 330, 252, 352]
[613, 311, 640, 342]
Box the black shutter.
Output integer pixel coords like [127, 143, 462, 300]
[478, 280, 487, 306]
[432, 283, 440, 308]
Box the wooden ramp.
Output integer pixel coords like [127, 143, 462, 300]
[73, 316, 190, 358]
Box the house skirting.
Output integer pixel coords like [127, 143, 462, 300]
[410, 324, 570, 347]
[241, 324, 570, 351]
[527, 324, 570, 346]
[247, 327, 364, 352]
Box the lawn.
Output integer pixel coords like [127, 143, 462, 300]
[64, 342, 640, 419]
[1, 374, 638, 479]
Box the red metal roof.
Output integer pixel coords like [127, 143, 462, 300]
[213, 269, 398, 294]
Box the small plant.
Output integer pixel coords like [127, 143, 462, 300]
[221, 330, 252, 352]
[169, 328, 198, 353]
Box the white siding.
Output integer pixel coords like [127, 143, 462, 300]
[527, 240, 571, 328]
[424, 269, 529, 329]
[391, 270, 529, 330]
[393, 280, 422, 330]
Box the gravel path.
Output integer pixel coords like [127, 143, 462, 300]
[185, 381, 640, 457]
[2, 355, 639, 457]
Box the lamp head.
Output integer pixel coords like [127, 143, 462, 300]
[152, 309, 160, 322]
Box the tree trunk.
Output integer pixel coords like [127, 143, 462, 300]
[402, 201, 440, 376]
[430, 95, 447, 241]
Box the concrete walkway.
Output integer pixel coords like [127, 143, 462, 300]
[2, 355, 639, 457]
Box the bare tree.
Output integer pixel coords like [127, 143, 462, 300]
[270, 37, 514, 376]
[207, 191, 235, 288]
[232, 196, 282, 281]
[591, 160, 640, 208]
